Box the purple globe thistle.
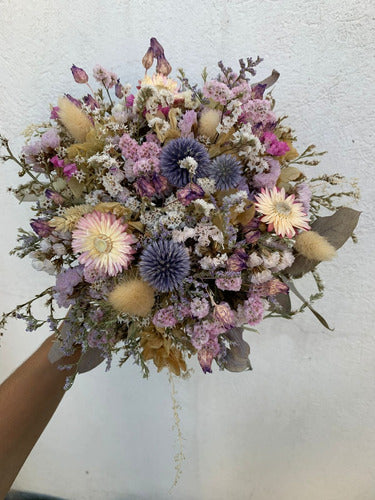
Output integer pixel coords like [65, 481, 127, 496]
[209, 154, 243, 190]
[160, 138, 211, 187]
[139, 240, 190, 292]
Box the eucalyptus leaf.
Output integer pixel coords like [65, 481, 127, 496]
[222, 327, 252, 372]
[286, 207, 361, 277]
[281, 276, 333, 330]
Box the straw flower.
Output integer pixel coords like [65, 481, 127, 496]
[254, 186, 310, 238]
[72, 211, 137, 276]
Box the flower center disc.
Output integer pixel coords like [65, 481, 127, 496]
[275, 201, 292, 215]
[94, 235, 113, 253]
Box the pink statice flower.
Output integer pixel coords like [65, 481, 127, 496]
[240, 99, 277, 134]
[236, 295, 264, 326]
[93, 65, 118, 88]
[296, 182, 312, 215]
[54, 265, 84, 308]
[190, 297, 210, 319]
[152, 306, 177, 328]
[262, 132, 290, 156]
[41, 129, 60, 151]
[250, 279, 289, 297]
[119, 133, 140, 162]
[50, 155, 77, 179]
[203, 80, 232, 105]
[253, 158, 281, 190]
[216, 275, 242, 291]
[179, 110, 197, 137]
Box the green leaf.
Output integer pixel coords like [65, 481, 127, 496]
[222, 327, 252, 373]
[281, 276, 333, 330]
[286, 207, 361, 277]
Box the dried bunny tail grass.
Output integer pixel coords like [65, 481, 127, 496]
[198, 108, 221, 139]
[295, 230, 337, 261]
[58, 97, 93, 143]
[108, 279, 155, 317]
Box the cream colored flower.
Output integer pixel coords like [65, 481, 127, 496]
[254, 187, 310, 238]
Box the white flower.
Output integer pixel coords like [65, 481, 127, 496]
[251, 269, 273, 284]
[179, 156, 198, 175]
[248, 252, 263, 268]
[197, 177, 216, 194]
[193, 199, 216, 217]
[200, 254, 228, 270]
[52, 243, 66, 256]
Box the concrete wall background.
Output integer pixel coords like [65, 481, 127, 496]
[0, 1, 374, 498]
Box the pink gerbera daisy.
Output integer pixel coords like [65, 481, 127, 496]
[254, 186, 310, 238]
[72, 211, 137, 277]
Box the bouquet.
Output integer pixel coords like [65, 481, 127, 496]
[0, 38, 360, 381]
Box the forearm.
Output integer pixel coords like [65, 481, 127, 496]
[0, 336, 80, 497]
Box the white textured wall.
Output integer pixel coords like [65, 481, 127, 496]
[0, 1, 374, 499]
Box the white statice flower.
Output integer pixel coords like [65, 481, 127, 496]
[72, 170, 86, 183]
[31, 258, 57, 275]
[140, 209, 161, 227]
[85, 190, 105, 205]
[123, 196, 140, 211]
[88, 152, 119, 170]
[251, 268, 273, 284]
[39, 239, 52, 253]
[216, 99, 242, 134]
[195, 223, 224, 248]
[39, 198, 53, 209]
[222, 190, 248, 212]
[101, 172, 123, 197]
[197, 177, 216, 195]
[111, 103, 128, 123]
[52, 243, 67, 256]
[179, 90, 199, 109]
[200, 254, 228, 270]
[172, 226, 196, 243]
[262, 251, 281, 269]
[159, 211, 184, 229]
[272, 250, 295, 272]
[179, 156, 198, 175]
[148, 117, 171, 136]
[192, 199, 216, 217]
[248, 252, 263, 268]
[232, 124, 263, 150]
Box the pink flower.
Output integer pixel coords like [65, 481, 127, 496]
[197, 338, 220, 374]
[179, 110, 197, 137]
[262, 132, 290, 156]
[72, 211, 137, 277]
[236, 296, 264, 326]
[213, 302, 236, 329]
[253, 158, 281, 190]
[216, 276, 242, 292]
[152, 306, 177, 328]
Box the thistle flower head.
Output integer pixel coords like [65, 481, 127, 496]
[160, 138, 211, 187]
[208, 154, 243, 190]
[139, 239, 190, 292]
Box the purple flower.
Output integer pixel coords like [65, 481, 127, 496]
[152, 174, 169, 195]
[50, 106, 60, 120]
[41, 129, 60, 151]
[262, 132, 290, 156]
[30, 218, 52, 237]
[216, 276, 242, 291]
[253, 157, 281, 190]
[208, 154, 242, 190]
[197, 338, 220, 374]
[83, 94, 99, 109]
[54, 266, 84, 308]
[45, 189, 64, 205]
[63, 163, 77, 179]
[135, 177, 156, 198]
[160, 137, 211, 187]
[243, 218, 261, 244]
[226, 248, 248, 271]
[152, 306, 177, 328]
[296, 183, 312, 215]
[126, 94, 135, 107]
[139, 240, 190, 292]
[177, 182, 204, 206]
[115, 80, 123, 99]
[179, 110, 197, 137]
[65, 94, 82, 108]
[71, 64, 89, 84]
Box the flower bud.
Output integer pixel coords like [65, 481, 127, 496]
[142, 47, 154, 71]
[45, 189, 64, 205]
[150, 37, 164, 58]
[83, 94, 99, 109]
[213, 302, 236, 329]
[156, 54, 172, 76]
[135, 177, 156, 198]
[71, 64, 88, 84]
[30, 218, 52, 237]
[115, 79, 124, 99]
